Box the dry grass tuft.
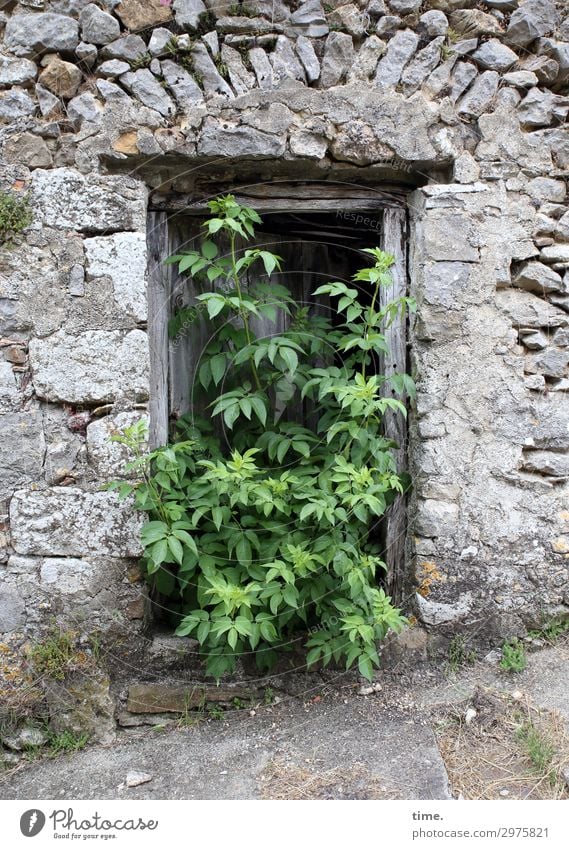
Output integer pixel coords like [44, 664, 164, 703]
[260, 760, 399, 800]
[434, 686, 569, 800]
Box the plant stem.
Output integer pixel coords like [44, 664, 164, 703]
[229, 233, 262, 392]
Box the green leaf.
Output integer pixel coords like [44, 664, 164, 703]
[210, 353, 226, 387]
[223, 402, 240, 430]
[167, 535, 184, 565]
[249, 396, 267, 426]
[236, 536, 252, 565]
[201, 240, 218, 260]
[171, 528, 198, 556]
[357, 654, 374, 682]
[150, 538, 168, 566]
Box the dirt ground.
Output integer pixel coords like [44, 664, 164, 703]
[1, 634, 568, 800]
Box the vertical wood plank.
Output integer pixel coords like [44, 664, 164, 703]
[381, 207, 408, 602]
[147, 211, 170, 449]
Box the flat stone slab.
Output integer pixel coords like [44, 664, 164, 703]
[0, 695, 451, 800]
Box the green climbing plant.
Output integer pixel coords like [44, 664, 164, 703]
[109, 194, 416, 681]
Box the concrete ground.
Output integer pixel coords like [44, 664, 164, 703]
[1, 638, 568, 800]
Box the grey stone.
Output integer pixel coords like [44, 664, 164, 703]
[86, 411, 148, 477]
[271, 35, 305, 84]
[327, 3, 365, 38]
[290, 0, 328, 38]
[514, 262, 565, 294]
[522, 451, 569, 477]
[541, 244, 569, 264]
[457, 70, 499, 117]
[557, 212, 569, 243]
[520, 330, 548, 350]
[449, 9, 503, 37]
[201, 30, 219, 58]
[33, 169, 143, 234]
[220, 46, 255, 96]
[320, 32, 354, 88]
[66, 91, 101, 125]
[388, 0, 421, 12]
[519, 53, 559, 83]
[84, 231, 147, 320]
[423, 55, 457, 98]
[289, 130, 327, 159]
[148, 27, 173, 58]
[161, 59, 203, 105]
[248, 47, 273, 90]
[527, 348, 569, 378]
[0, 587, 25, 632]
[347, 35, 384, 83]
[198, 116, 286, 157]
[0, 87, 36, 121]
[503, 70, 538, 88]
[3, 131, 52, 168]
[526, 177, 566, 203]
[0, 56, 37, 87]
[79, 3, 120, 45]
[35, 82, 60, 117]
[422, 261, 472, 308]
[68, 263, 85, 296]
[376, 16, 402, 37]
[471, 39, 518, 72]
[374, 28, 418, 89]
[517, 88, 567, 128]
[96, 78, 132, 102]
[0, 408, 45, 498]
[4, 13, 80, 56]
[120, 69, 176, 117]
[126, 771, 153, 788]
[2, 726, 47, 751]
[416, 592, 472, 625]
[98, 59, 131, 77]
[75, 41, 98, 66]
[553, 327, 569, 346]
[173, 0, 207, 30]
[29, 329, 149, 403]
[497, 289, 568, 329]
[101, 34, 147, 61]
[296, 35, 320, 83]
[423, 213, 480, 262]
[506, 0, 559, 48]
[419, 10, 448, 38]
[549, 40, 569, 84]
[400, 36, 445, 93]
[190, 42, 233, 98]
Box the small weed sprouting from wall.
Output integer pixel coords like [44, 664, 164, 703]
[0, 190, 32, 246]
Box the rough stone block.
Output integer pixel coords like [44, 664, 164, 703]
[422, 213, 480, 262]
[84, 232, 147, 321]
[4, 13, 80, 57]
[421, 261, 472, 308]
[86, 411, 148, 477]
[10, 488, 143, 557]
[0, 409, 45, 499]
[32, 168, 148, 233]
[198, 117, 286, 157]
[29, 329, 149, 404]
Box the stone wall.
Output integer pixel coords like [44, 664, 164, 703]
[0, 0, 568, 682]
